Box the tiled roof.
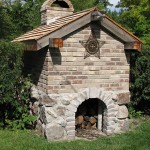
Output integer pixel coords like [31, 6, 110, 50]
[13, 7, 96, 42]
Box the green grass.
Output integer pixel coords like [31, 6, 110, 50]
[0, 119, 150, 150]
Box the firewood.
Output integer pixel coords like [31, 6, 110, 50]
[75, 115, 84, 125]
[81, 123, 86, 129]
[89, 117, 97, 124]
[85, 122, 92, 129]
[84, 116, 90, 121]
[82, 120, 88, 126]
[91, 123, 97, 129]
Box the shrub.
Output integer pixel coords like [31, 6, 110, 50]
[130, 45, 150, 115]
[0, 41, 35, 129]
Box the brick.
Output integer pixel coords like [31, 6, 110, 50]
[106, 62, 115, 65]
[110, 84, 119, 87]
[72, 80, 82, 84]
[85, 62, 94, 66]
[72, 72, 82, 75]
[111, 58, 120, 61]
[59, 80, 71, 85]
[89, 67, 99, 71]
[48, 86, 53, 90]
[116, 62, 125, 66]
[100, 48, 110, 53]
[60, 72, 71, 75]
[66, 76, 77, 79]
[66, 67, 77, 71]
[77, 76, 88, 79]
[49, 72, 59, 75]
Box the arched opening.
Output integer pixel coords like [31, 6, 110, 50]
[66, 88, 117, 139]
[51, 0, 69, 8]
[75, 98, 107, 138]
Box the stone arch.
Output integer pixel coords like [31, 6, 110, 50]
[65, 87, 118, 140]
[41, 0, 74, 11]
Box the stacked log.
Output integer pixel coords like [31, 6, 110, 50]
[75, 98, 99, 130]
[75, 115, 97, 130]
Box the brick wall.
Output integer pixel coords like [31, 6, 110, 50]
[38, 23, 130, 94]
[41, 9, 73, 25]
[40, 0, 74, 25]
[24, 23, 130, 94]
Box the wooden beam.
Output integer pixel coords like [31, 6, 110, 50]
[125, 42, 142, 51]
[101, 18, 136, 43]
[24, 41, 37, 51]
[91, 11, 104, 21]
[49, 38, 63, 48]
[37, 13, 91, 50]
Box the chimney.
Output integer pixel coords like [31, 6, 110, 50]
[40, 0, 74, 25]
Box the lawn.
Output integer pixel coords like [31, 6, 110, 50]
[0, 118, 150, 150]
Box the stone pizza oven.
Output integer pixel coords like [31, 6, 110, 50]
[14, 0, 142, 140]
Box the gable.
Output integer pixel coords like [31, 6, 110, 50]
[13, 7, 142, 51]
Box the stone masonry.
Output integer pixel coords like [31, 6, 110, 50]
[31, 86, 129, 140]
[23, 0, 131, 141]
[27, 24, 130, 140]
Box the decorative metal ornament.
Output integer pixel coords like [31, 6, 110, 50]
[80, 34, 105, 59]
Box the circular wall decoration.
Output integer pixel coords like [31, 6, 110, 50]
[80, 34, 105, 59]
[86, 39, 99, 55]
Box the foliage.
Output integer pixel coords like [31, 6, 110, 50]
[130, 46, 150, 114]
[0, 1, 15, 40]
[0, 119, 150, 150]
[116, 0, 150, 37]
[0, 0, 44, 40]
[0, 41, 35, 129]
[109, 0, 150, 115]
[128, 105, 143, 119]
[71, 0, 112, 11]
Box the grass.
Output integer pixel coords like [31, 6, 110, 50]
[0, 118, 150, 150]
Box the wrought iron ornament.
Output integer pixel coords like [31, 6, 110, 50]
[80, 34, 105, 59]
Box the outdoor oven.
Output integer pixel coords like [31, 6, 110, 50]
[13, 0, 142, 140]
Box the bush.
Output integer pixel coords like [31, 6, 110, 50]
[0, 41, 35, 129]
[130, 45, 150, 115]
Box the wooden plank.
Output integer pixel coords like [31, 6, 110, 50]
[37, 13, 92, 50]
[125, 42, 142, 51]
[24, 41, 37, 51]
[101, 18, 136, 43]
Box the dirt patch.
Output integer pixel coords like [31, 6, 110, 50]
[75, 129, 106, 140]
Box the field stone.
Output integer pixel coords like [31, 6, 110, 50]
[30, 86, 40, 100]
[31, 102, 39, 116]
[39, 94, 56, 106]
[118, 118, 129, 131]
[57, 117, 67, 127]
[61, 99, 70, 105]
[45, 124, 64, 140]
[117, 105, 128, 119]
[40, 107, 56, 124]
[117, 92, 130, 105]
[56, 106, 66, 116]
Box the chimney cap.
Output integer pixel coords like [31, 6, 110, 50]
[40, 0, 74, 12]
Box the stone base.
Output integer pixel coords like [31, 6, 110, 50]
[31, 86, 129, 141]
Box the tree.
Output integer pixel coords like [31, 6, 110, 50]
[71, 0, 112, 11]
[116, 0, 150, 38]
[0, 1, 15, 40]
[0, 0, 44, 40]
[0, 41, 35, 129]
[114, 0, 150, 114]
